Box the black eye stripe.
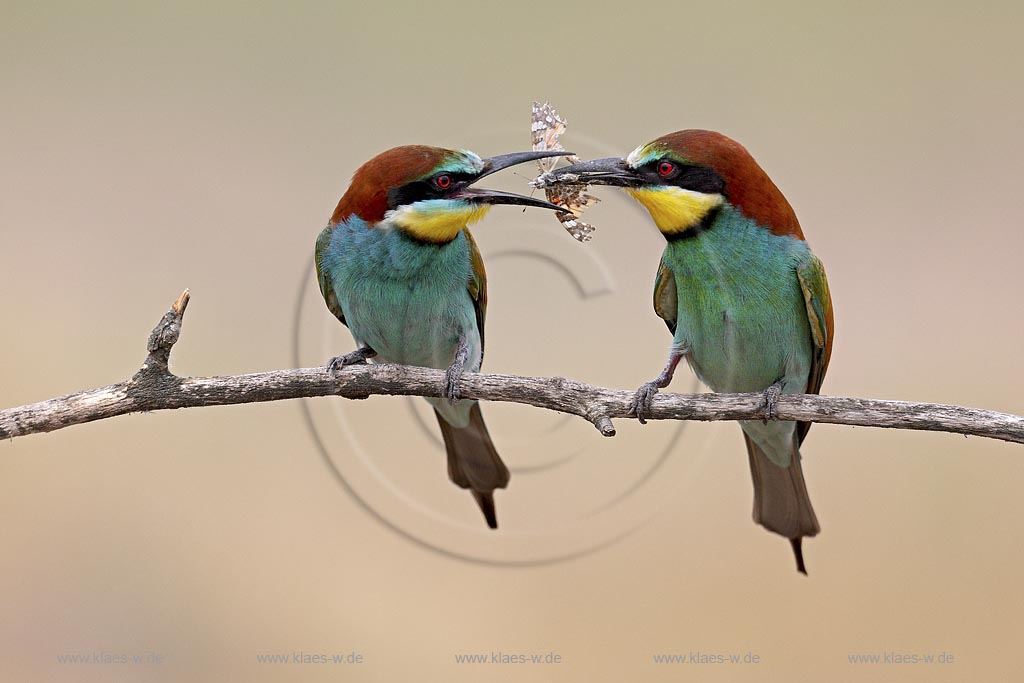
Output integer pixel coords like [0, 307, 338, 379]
[387, 172, 475, 210]
[643, 160, 726, 195]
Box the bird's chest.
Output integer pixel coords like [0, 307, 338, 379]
[330, 229, 479, 369]
[664, 221, 812, 393]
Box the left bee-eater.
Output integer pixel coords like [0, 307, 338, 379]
[315, 145, 570, 529]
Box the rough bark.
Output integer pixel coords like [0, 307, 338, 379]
[2, 291, 1022, 446]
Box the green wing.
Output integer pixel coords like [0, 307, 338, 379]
[796, 253, 835, 444]
[314, 225, 347, 326]
[653, 253, 678, 334]
[464, 229, 488, 362]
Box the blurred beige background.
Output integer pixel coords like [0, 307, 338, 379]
[3, 1, 1023, 681]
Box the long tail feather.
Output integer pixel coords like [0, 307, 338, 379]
[435, 403, 509, 529]
[744, 432, 819, 574]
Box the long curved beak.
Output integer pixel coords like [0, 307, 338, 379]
[456, 150, 574, 211]
[533, 156, 639, 188]
[478, 150, 574, 179]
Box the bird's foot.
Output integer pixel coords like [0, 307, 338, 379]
[759, 379, 786, 424]
[630, 381, 662, 425]
[443, 365, 462, 404]
[629, 350, 684, 425]
[327, 346, 376, 379]
[443, 337, 470, 405]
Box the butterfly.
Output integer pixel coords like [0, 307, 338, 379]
[530, 101, 599, 242]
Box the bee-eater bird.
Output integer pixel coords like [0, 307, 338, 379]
[538, 131, 833, 573]
[315, 145, 570, 529]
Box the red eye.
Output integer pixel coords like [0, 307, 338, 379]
[657, 161, 675, 177]
[435, 174, 452, 189]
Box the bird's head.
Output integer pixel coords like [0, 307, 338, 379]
[331, 145, 571, 243]
[537, 130, 801, 239]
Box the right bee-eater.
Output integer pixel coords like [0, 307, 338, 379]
[316, 145, 570, 529]
[537, 130, 833, 574]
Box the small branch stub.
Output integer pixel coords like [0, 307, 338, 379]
[591, 414, 616, 437]
[173, 289, 190, 316]
[142, 288, 190, 372]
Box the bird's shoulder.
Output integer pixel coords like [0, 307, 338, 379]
[796, 251, 834, 381]
[652, 250, 678, 334]
[314, 224, 348, 326]
[463, 229, 488, 357]
[795, 250, 834, 443]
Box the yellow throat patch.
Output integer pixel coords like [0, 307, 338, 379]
[627, 187, 723, 236]
[386, 201, 491, 243]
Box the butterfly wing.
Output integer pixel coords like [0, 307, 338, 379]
[531, 101, 569, 174]
[531, 101, 598, 242]
[546, 183, 599, 242]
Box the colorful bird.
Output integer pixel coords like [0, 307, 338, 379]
[315, 145, 569, 528]
[538, 131, 833, 573]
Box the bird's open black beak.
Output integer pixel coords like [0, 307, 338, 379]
[455, 150, 573, 211]
[532, 156, 639, 188]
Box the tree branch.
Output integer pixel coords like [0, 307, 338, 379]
[2, 291, 1022, 445]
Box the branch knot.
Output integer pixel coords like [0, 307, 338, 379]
[140, 289, 190, 373]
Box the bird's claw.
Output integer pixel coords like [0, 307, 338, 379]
[443, 337, 470, 405]
[443, 365, 462, 405]
[759, 380, 785, 424]
[327, 347, 376, 379]
[630, 381, 661, 425]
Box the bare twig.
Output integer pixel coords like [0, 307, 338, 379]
[1, 291, 1022, 445]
